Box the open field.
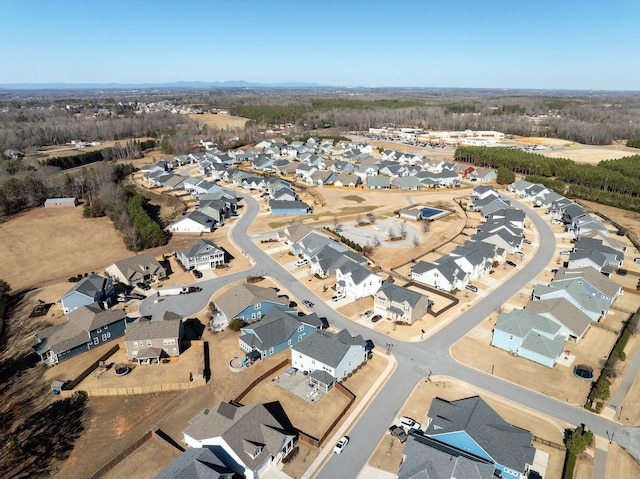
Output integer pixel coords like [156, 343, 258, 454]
[187, 113, 249, 129]
[367, 376, 567, 479]
[34, 137, 156, 160]
[102, 434, 181, 479]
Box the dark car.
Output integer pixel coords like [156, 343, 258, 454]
[302, 300, 314, 308]
[465, 284, 478, 293]
[187, 286, 202, 293]
[192, 270, 203, 279]
[506, 260, 517, 267]
[371, 314, 382, 323]
[389, 425, 408, 443]
[616, 269, 627, 276]
[136, 282, 150, 291]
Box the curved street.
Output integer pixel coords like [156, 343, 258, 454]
[141, 191, 640, 477]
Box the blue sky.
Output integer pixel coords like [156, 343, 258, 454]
[2, 0, 638, 90]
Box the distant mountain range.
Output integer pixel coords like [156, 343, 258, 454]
[0, 81, 326, 90]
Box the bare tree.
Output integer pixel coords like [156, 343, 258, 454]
[412, 235, 420, 247]
[399, 221, 407, 239]
[422, 220, 430, 233]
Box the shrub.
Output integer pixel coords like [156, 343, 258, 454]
[227, 318, 246, 331]
[618, 351, 626, 361]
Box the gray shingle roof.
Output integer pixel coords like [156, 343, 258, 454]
[425, 396, 536, 473]
[398, 434, 495, 479]
[292, 329, 365, 368]
[239, 307, 316, 351]
[125, 312, 182, 342]
[108, 253, 166, 283]
[377, 282, 428, 308]
[62, 273, 110, 300]
[155, 447, 233, 479]
[183, 402, 295, 472]
[178, 239, 224, 260]
[68, 304, 125, 331]
[34, 321, 87, 355]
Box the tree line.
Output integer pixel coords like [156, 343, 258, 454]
[39, 141, 144, 170]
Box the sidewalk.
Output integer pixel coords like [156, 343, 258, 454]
[300, 350, 398, 479]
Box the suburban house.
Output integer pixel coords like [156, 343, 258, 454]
[424, 396, 538, 479]
[291, 329, 367, 384]
[290, 231, 337, 259]
[177, 239, 226, 271]
[411, 258, 470, 291]
[551, 266, 622, 306]
[182, 401, 297, 479]
[238, 307, 322, 360]
[309, 247, 367, 279]
[532, 280, 610, 322]
[276, 222, 315, 245]
[268, 200, 311, 215]
[524, 298, 592, 342]
[335, 262, 382, 299]
[169, 211, 217, 233]
[105, 252, 167, 287]
[398, 434, 496, 479]
[124, 311, 184, 364]
[156, 447, 234, 479]
[373, 282, 430, 324]
[366, 176, 391, 189]
[214, 284, 289, 323]
[60, 273, 114, 314]
[34, 304, 126, 364]
[491, 309, 567, 367]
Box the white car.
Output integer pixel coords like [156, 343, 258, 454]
[294, 259, 309, 267]
[334, 436, 349, 454]
[331, 293, 345, 302]
[399, 416, 418, 430]
[559, 250, 572, 256]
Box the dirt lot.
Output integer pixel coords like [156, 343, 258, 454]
[367, 376, 567, 478]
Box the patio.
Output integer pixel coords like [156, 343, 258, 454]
[276, 368, 330, 403]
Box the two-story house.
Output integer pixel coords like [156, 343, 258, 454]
[60, 273, 114, 314]
[124, 311, 184, 364]
[176, 239, 226, 271]
[214, 284, 290, 323]
[374, 282, 430, 324]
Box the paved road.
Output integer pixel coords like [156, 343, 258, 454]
[141, 190, 640, 476]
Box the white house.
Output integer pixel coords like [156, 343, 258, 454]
[168, 211, 216, 233]
[183, 402, 297, 479]
[291, 329, 367, 381]
[335, 262, 382, 299]
[411, 258, 470, 291]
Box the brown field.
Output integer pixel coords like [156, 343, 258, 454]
[509, 136, 638, 165]
[34, 138, 155, 160]
[187, 113, 249, 129]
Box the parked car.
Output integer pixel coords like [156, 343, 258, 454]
[465, 284, 478, 293]
[335, 226, 343, 233]
[523, 239, 532, 245]
[294, 259, 309, 267]
[551, 219, 563, 225]
[187, 286, 202, 293]
[363, 310, 373, 318]
[333, 436, 349, 454]
[616, 230, 626, 236]
[331, 293, 345, 302]
[389, 425, 408, 443]
[616, 269, 628, 276]
[136, 282, 150, 291]
[550, 268, 559, 274]
[400, 416, 418, 430]
[302, 300, 314, 308]
[371, 314, 382, 323]
[634, 258, 640, 264]
[506, 260, 517, 267]
[514, 251, 524, 257]
[192, 270, 203, 279]
[559, 250, 572, 256]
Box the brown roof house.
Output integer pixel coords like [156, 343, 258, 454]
[214, 284, 289, 323]
[105, 252, 167, 287]
[124, 311, 183, 364]
[183, 401, 297, 479]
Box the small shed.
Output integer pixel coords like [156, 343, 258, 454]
[45, 197, 78, 208]
[51, 380, 66, 395]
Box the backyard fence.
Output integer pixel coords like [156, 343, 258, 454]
[63, 344, 120, 391]
[232, 358, 291, 404]
[89, 431, 153, 479]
